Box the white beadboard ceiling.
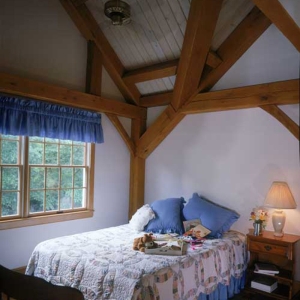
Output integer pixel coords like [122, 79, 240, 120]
[86, 0, 254, 96]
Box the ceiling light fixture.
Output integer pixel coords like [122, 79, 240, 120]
[104, 0, 131, 26]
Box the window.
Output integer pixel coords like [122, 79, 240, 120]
[0, 134, 94, 229]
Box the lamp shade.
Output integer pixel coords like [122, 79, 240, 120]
[264, 181, 297, 209]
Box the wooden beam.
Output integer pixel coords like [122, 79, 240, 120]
[71, 0, 88, 7]
[140, 92, 173, 107]
[198, 7, 272, 94]
[59, 0, 141, 105]
[129, 118, 146, 218]
[85, 41, 136, 155]
[122, 51, 222, 85]
[253, 0, 300, 52]
[136, 105, 185, 158]
[136, 6, 271, 158]
[0, 72, 146, 119]
[183, 79, 299, 113]
[260, 105, 299, 140]
[172, 0, 223, 110]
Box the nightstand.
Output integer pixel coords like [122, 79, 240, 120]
[246, 230, 300, 299]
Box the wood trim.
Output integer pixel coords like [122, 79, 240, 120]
[122, 51, 222, 85]
[59, 0, 141, 105]
[140, 92, 173, 107]
[253, 0, 300, 52]
[0, 72, 146, 119]
[171, 0, 223, 110]
[198, 7, 272, 94]
[260, 105, 299, 140]
[106, 114, 135, 156]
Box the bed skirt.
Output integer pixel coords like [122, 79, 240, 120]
[198, 272, 246, 300]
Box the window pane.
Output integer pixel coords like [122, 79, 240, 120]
[60, 145, 71, 165]
[45, 144, 58, 164]
[29, 142, 44, 164]
[2, 135, 18, 140]
[73, 146, 84, 165]
[46, 168, 59, 188]
[60, 189, 72, 210]
[61, 168, 73, 188]
[74, 189, 85, 208]
[30, 190, 44, 213]
[2, 167, 19, 190]
[30, 167, 45, 189]
[46, 190, 59, 211]
[74, 168, 84, 188]
[45, 138, 59, 143]
[29, 137, 44, 142]
[60, 139, 72, 145]
[1, 192, 19, 216]
[1, 140, 18, 164]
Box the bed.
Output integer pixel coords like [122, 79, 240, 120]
[25, 194, 247, 300]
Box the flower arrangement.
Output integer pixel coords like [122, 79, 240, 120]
[249, 207, 268, 229]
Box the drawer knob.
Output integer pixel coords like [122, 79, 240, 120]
[264, 245, 272, 251]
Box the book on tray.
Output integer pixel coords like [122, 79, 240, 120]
[251, 275, 278, 293]
[254, 262, 279, 275]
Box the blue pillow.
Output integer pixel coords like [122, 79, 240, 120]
[145, 197, 185, 234]
[183, 193, 239, 238]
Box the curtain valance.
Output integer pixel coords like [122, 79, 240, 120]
[0, 95, 104, 143]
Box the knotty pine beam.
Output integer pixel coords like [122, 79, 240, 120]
[71, 0, 88, 7]
[171, 0, 223, 110]
[0, 72, 146, 119]
[122, 50, 222, 85]
[260, 105, 299, 140]
[140, 92, 173, 107]
[136, 6, 271, 159]
[59, 0, 141, 105]
[86, 41, 135, 155]
[181, 80, 299, 114]
[253, 0, 300, 52]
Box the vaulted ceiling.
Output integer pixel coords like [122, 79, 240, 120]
[0, 0, 299, 216]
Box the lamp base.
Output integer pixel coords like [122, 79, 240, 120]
[272, 209, 286, 237]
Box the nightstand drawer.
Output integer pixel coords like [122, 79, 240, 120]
[249, 240, 288, 256]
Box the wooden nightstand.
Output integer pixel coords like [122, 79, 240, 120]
[246, 230, 300, 299]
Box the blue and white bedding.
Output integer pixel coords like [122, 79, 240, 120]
[26, 224, 247, 300]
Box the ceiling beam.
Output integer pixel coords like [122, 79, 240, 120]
[171, 0, 223, 110]
[71, 0, 88, 7]
[260, 105, 299, 140]
[253, 0, 300, 52]
[140, 92, 173, 108]
[122, 50, 222, 85]
[59, 0, 141, 105]
[137, 6, 272, 159]
[181, 80, 299, 114]
[0, 72, 146, 120]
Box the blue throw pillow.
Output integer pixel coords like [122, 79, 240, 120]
[145, 197, 185, 234]
[182, 193, 239, 238]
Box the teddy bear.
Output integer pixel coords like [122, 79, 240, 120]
[133, 233, 158, 252]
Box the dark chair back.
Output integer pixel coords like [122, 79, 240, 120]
[0, 265, 84, 300]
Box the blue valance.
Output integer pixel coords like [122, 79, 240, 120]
[0, 95, 104, 143]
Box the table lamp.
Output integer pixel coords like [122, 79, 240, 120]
[264, 181, 297, 237]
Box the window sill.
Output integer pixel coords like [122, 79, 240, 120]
[0, 210, 94, 230]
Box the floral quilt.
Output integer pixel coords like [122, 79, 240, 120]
[26, 225, 247, 300]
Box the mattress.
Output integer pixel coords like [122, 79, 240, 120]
[26, 224, 247, 300]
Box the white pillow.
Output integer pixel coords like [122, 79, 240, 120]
[129, 204, 156, 231]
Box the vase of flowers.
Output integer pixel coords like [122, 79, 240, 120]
[249, 208, 268, 236]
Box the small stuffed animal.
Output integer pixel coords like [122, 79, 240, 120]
[133, 233, 157, 252]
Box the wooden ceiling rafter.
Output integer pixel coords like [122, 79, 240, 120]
[260, 105, 299, 140]
[60, 0, 141, 105]
[136, 6, 272, 159]
[253, 0, 300, 52]
[171, 0, 224, 111]
[0, 72, 146, 120]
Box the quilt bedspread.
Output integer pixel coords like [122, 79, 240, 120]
[26, 225, 247, 300]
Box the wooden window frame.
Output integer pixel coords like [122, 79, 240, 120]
[0, 136, 95, 230]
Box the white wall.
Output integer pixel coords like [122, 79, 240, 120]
[0, 0, 130, 268]
[145, 0, 300, 235]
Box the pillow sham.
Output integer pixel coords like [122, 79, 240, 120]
[183, 193, 239, 238]
[145, 197, 185, 235]
[129, 204, 156, 231]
